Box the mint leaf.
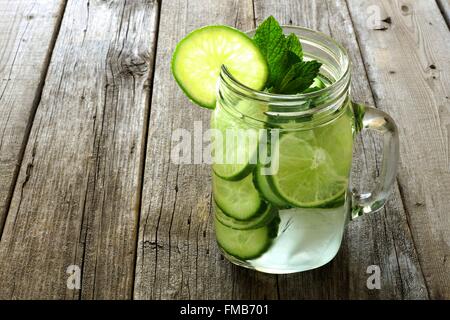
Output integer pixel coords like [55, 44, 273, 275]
[286, 33, 303, 60]
[253, 16, 322, 94]
[252, 16, 288, 87]
[302, 77, 327, 93]
[286, 50, 301, 67]
[277, 60, 322, 94]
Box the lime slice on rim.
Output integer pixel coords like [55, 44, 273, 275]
[171, 26, 268, 109]
[270, 111, 353, 207]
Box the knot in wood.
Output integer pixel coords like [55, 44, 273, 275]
[119, 52, 150, 77]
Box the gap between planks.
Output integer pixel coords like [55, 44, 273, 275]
[0, 0, 68, 239]
[130, 0, 163, 300]
[436, 0, 450, 28]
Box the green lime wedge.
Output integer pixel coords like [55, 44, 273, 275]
[315, 108, 354, 175]
[172, 26, 268, 109]
[270, 110, 353, 207]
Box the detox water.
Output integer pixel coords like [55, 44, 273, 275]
[211, 94, 355, 273]
[222, 202, 349, 273]
[171, 17, 398, 274]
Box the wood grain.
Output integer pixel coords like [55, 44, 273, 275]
[0, 0, 159, 299]
[0, 0, 446, 300]
[0, 0, 66, 235]
[347, 0, 450, 299]
[253, 0, 428, 299]
[134, 0, 282, 300]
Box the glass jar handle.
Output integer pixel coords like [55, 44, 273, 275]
[351, 102, 399, 219]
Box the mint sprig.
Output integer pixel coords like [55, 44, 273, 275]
[252, 16, 322, 94]
[252, 16, 289, 88]
[286, 33, 303, 60]
[277, 61, 322, 94]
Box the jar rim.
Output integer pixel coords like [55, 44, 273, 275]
[219, 25, 350, 104]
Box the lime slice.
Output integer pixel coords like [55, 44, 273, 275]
[172, 26, 268, 109]
[315, 108, 354, 176]
[270, 111, 353, 207]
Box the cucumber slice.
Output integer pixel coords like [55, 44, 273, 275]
[211, 100, 267, 180]
[212, 173, 262, 220]
[172, 26, 268, 109]
[215, 217, 271, 260]
[214, 200, 276, 230]
[253, 166, 290, 208]
[211, 107, 253, 181]
[213, 163, 254, 182]
[251, 132, 290, 208]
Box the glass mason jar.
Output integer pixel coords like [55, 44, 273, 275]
[211, 26, 399, 274]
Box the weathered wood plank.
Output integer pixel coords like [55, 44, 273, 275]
[347, 0, 450, 299]
[134, 0, 282, 300]
[253, 0, 428, 299]
[436, 0, 450, 27]
[0, 0, 159, 299]
[0, 0, 66, 235]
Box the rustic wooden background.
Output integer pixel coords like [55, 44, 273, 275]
[0, 0, 449, 299]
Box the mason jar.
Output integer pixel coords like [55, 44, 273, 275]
[210, 26, 399, 274]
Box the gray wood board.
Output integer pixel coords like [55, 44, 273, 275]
[0, 0, 159, 299]
[347, 0, 450, 299]
[0, 0, 66, 236]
